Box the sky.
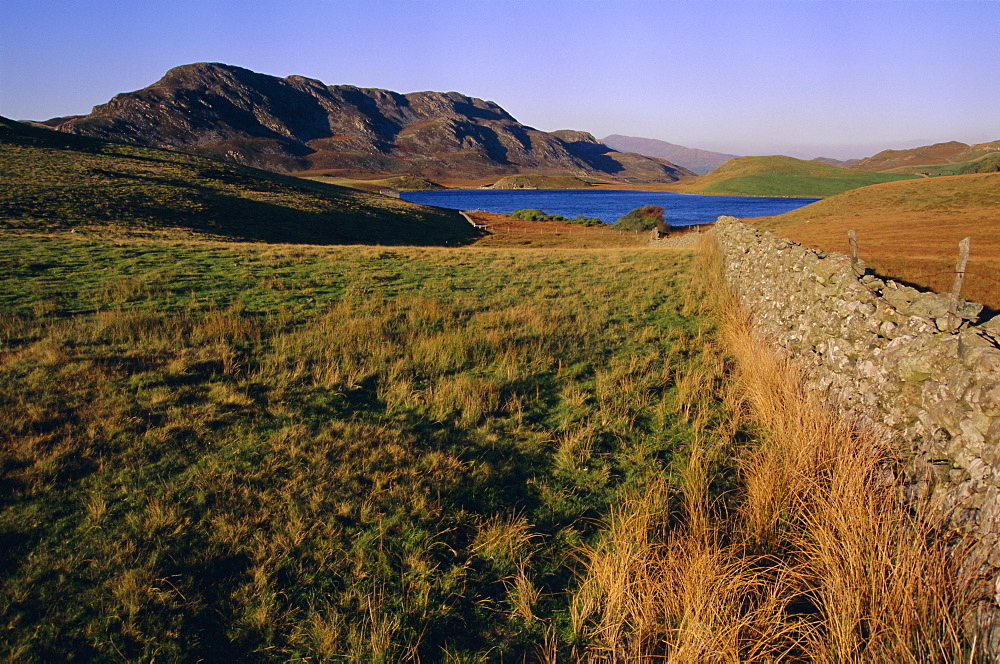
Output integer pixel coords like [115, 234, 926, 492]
[1, 0, 998, 160]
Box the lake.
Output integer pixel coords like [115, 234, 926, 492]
[401, 189, 820, 226]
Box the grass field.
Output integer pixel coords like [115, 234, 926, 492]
[1, 227, 976, 660]
[0, 229, 722, 661]
[667, 155, 918, 198]
[0, 119, 984, 659]
[752, 172, 1000, 311]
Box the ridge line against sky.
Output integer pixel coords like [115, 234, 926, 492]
[1, 0, 998, 161]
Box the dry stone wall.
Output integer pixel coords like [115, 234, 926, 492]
[648, 226, 712, 248]
[712, 216, 1000, 653]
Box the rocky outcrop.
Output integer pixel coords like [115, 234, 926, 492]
[49, 63, 692, 182]
[713, 216, 1000, 655]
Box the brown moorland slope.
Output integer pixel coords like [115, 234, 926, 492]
[751, 173, 1000, 310]
[852, 140, 1000, 172]
[464, 211, 648, 248]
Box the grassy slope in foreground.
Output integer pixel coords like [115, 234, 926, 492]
[752, 172, 1000, 310]
[0, 117, 474, 246]
[668, 154, 919, 197]
[0, 233, 713, 661]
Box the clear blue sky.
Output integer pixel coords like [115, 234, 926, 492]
[2, 0, 998, 160]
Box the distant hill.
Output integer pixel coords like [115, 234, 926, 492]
[851, 140, 1000, 173]
[752, 172, 1000, 309]
[601, 134, 737, 174]
[44, 62, 691, 184]
[0, 116, 477, 245]
[812, 157, 861, 168]
[489, 174, 592, 189]
[668, 155, 919, 197]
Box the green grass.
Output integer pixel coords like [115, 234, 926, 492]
[672, 155, 918, 197]
[490, 174, 593, 189]
[0, 232, 720, 661]
[0, 117, 475, 246]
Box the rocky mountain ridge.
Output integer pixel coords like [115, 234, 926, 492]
[46, 63, 693, 183]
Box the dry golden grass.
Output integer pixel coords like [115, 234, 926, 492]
[569, 234, 974, 662]
[466, 211, 648, 248]
[754, 173, 1000, 310]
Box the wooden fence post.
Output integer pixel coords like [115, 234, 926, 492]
[949, 237, 972, 315]
[848, 229, 860, 275]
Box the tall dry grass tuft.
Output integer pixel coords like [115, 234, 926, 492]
[571, 232, 972, 662]
[707, 233, 970, 660]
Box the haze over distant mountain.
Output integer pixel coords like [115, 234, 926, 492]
[601, 134, 738, 175]
[44, 63, 693, 183]
[812, 156, 861, 168]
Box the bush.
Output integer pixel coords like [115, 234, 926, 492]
[510, 208, 562, 221]
[615, 205, 668, 232]
[510, 209, 604, 226]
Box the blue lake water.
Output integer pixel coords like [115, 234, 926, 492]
[401, 189, 820, 226]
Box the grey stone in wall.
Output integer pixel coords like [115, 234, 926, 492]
[712, 216, 1000, 655]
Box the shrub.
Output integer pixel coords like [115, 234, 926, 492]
[615, 205, 668, 232]
[510, 209, 604, 226]
[511, 208, 563, 221]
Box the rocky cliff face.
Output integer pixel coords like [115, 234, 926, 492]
[50, 63, 693, 182]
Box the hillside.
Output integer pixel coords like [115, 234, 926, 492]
[812, 156, 861, 168]
[0, 116, 477, 246]
[298, 175, 447, 193]
[752, 172, 1000, 309]
[489, 174, 592, 189]
[852, 140, 1000, 172]
[601, 134, 738, 174]
[667, 155, 919, 197]
[44, 62, 690, 184]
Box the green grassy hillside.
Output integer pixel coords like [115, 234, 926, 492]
[0, 117, 474, 245]
[489, 174, 594, 189]
[852, 140, 1000, 172]
[883, 152, 1000, 176]
[669, 155, 918, 197]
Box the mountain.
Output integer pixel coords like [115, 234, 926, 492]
[851, 140, 1000, 173]
[600, 134, 738, 175]
[45, 63, 692, 184]
[667, 155, 919, 198]
[0, 116, 477, 246]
